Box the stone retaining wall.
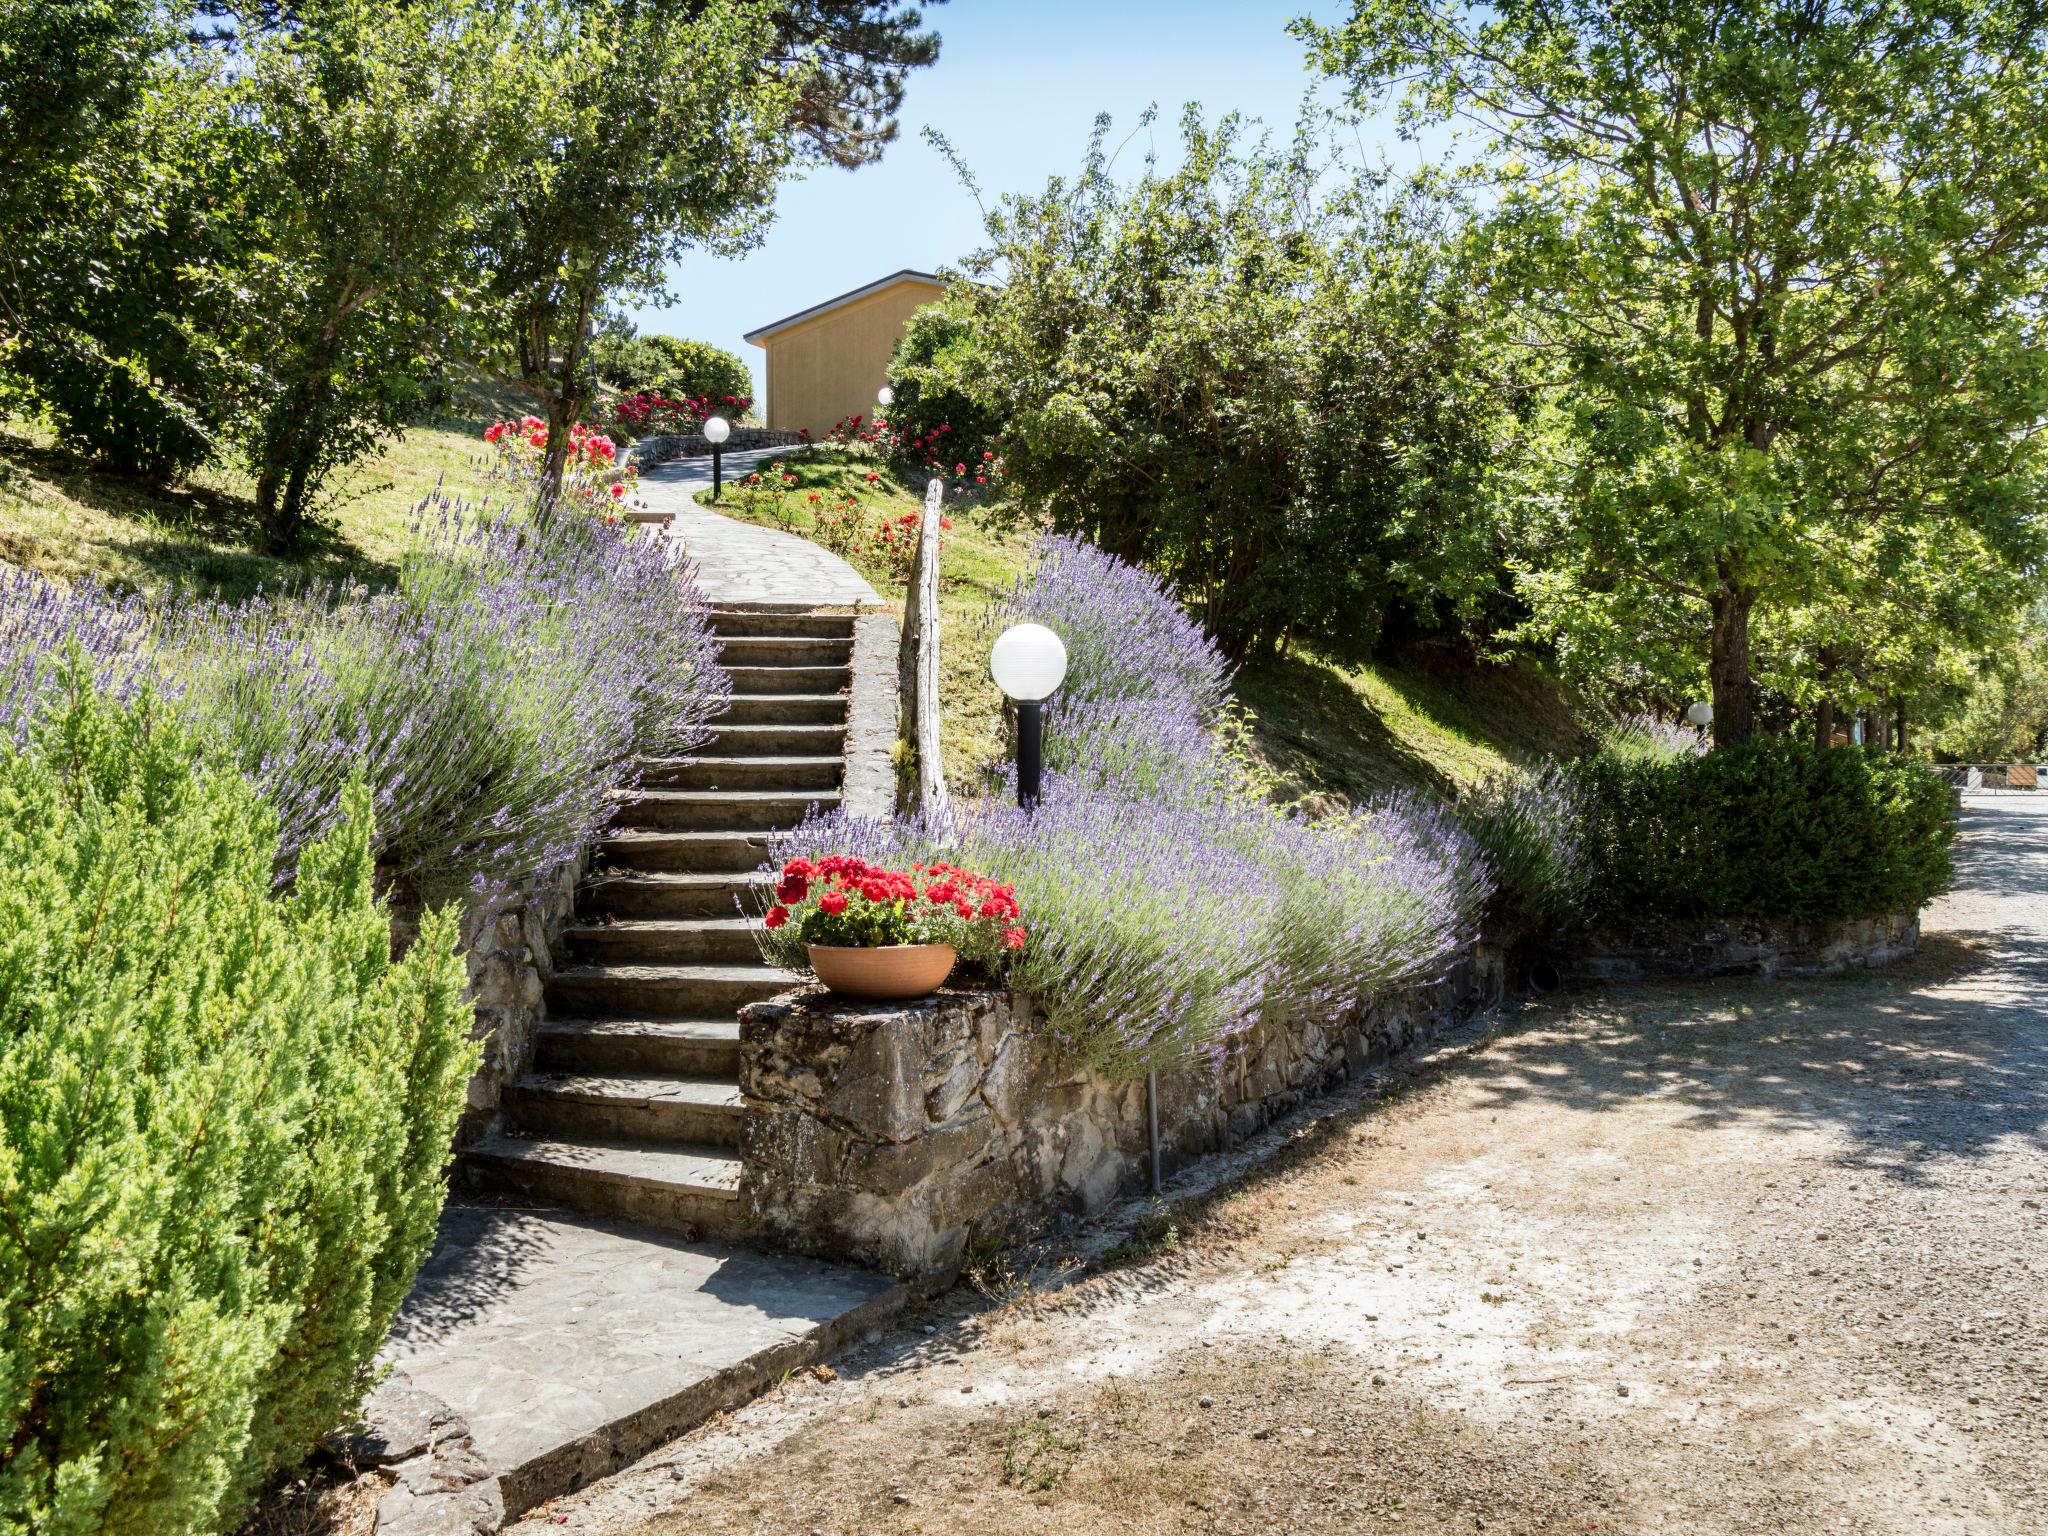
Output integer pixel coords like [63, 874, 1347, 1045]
[1569, 911, 1919, 983]
[453, 857, 583, 1148]
[737, 941, 1505, 1277]
[631, 428, 809, 464]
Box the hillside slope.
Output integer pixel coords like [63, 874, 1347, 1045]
[700, 454, 1586, 804]
[1240, 643, 1589, 807]
[0, 387, 523, 600]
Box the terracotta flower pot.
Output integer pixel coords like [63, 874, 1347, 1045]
[806, 942, 956, 1001]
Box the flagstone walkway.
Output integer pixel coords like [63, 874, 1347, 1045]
[637, 447, 879, 608]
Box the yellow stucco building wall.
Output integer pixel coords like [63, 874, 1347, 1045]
[747, 271, 946, 437]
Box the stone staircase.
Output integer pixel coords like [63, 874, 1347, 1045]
[462, 605, 854, 1235]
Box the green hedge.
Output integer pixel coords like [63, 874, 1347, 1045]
[589, 332, 753, 406]
[1576, 740, 1956, 926]
[0, 674, 474, 1536]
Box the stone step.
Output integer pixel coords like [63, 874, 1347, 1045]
[720, 694, 848, 728]
[597, 829, 769, 874]
[460, 1133, 744, 1237]
[533, 1016, 741, 1076]
[703, 722, 847, 757]
[547, 962, 798, 1017]
[620, 788, 839, 833]
[505, 1072, 743, 1146]
[707, 607, 857, 640]
[562, 917, 761, 966]
[640, 755, 844, 793]
[580, 872, 758, 921]
[722, 664, 851, 697]
[715, 636, 854, 669]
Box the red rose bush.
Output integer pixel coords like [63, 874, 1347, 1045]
[755, 854, 1026, 974]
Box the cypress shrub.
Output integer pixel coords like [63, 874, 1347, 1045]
[1576, 739, 1956, 926]
[0, 667, 474, 1536]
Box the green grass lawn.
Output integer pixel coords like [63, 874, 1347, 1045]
[0, 383, 524, 601]
[1238, 643, 1589, 807]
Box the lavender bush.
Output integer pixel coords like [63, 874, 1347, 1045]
[1605, 709, 1708, 761]
[1456, 762, 1592, 927]
[0, 568, 157, 748]
[169, 497, 726, 902]
[985, 533, 1231, 719]
[767, 534, 1493, 1079]
[3, 496, 725, 906]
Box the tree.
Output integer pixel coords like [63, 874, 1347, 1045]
[0, 2, 220, 474]
[193, 0, 945, 167]
[588, 331, 754, 404]
[1303, 1, 2048, 743]
[215, 0, 546, 552]
[766, 1, 946, 168]
[479, 0, 802, 508]
[942, 109, 1503, 660]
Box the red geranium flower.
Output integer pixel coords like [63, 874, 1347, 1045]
[819, 891, 849, 914]
[764, 905, 789, 929]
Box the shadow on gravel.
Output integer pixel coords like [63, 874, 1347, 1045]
[1446, 797, 2048, 1181]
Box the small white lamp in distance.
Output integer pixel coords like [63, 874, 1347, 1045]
[703, 414, 731, 499]
[877, 384, 894, 409]
[1685, 700, 1714, 730]
[989, 623, 1068, 807]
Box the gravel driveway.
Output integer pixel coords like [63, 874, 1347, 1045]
[515, 794, 2048, 1536]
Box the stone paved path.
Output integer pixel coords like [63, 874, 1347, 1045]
[380, 460, 891, 1521]
[510, 794, 2048, 1536]
[637, 447, 879, 608]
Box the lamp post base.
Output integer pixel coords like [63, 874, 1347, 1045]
[1016, 700, 1042, 809]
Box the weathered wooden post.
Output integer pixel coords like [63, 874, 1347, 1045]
[897, 478, 950, 821]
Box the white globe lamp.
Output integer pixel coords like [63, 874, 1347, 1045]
[703, 414, 731, 499]
[1685, 700, 1714, 730]
[990, 623, 1068, 807]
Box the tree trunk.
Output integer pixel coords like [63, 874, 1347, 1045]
[1707, 584, 1757, 746]
[255, 470, 285, 553]
[1815, 697, 1834, 750]
[280, 456, 313, 546]
[537, 394, 574, 520]
[1895, 701, 1908, 755]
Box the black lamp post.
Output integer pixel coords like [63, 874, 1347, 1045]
[989, 623, 1068, 809]
[704, 413, 731, 500]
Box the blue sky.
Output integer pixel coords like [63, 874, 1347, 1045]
[622, 1, 1380, 399]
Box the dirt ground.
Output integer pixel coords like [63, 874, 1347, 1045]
[512, 795, 2048, 1536]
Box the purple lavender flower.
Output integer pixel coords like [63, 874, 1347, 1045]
[0, 569, 158, 747]
[985, 533, 1232, 722]
[768, 534, 1493, 1081]
[159, 495, 726, 901]
[1456, 762, 1591, 925]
